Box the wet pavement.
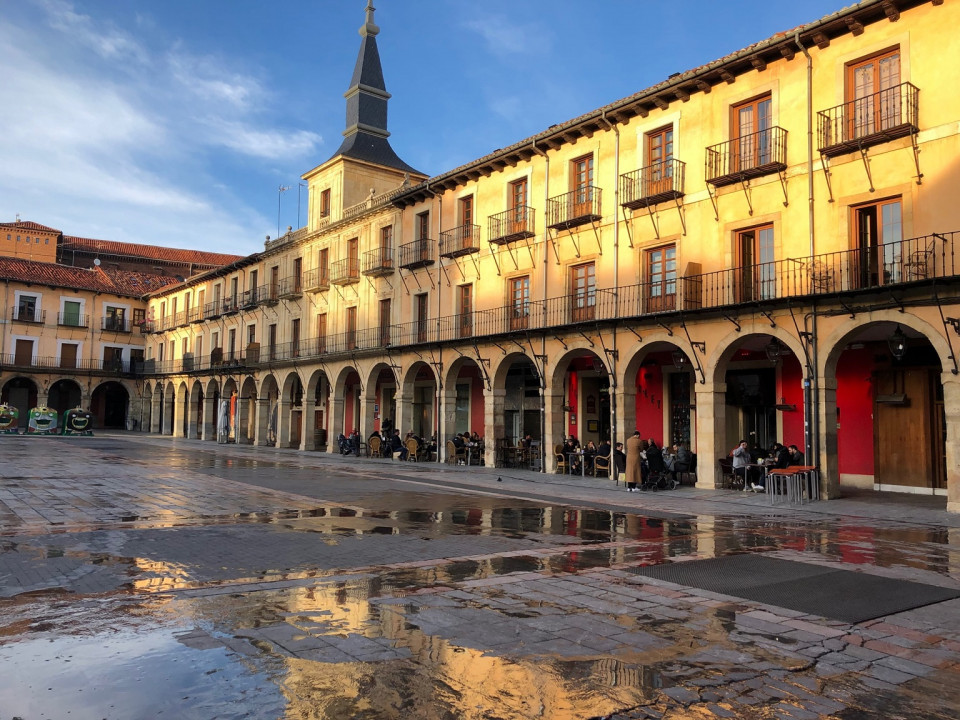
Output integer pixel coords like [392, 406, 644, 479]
[1, 434, 959, 719]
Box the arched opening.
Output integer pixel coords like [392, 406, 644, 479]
[407, 363, 437, 441]
[1, 377, 37, 426]
[48, 379, 83, 427]
[91, 381, 130, 429]
[623, 341, 697, 448]
[552, 350, 610, 447]
[287, 373, 304, 447]
[370, 366, 397, 434]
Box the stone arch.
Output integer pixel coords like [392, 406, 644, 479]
[188, 379, 204, 439]
[331, 364, 362, 438]
[1, 376, 38, 429]
[486, 352, 542, 466]
[400, 360, 438, 441]
[547, 347, 610, 454]
[441, 356, 488, 455]
[707, 322, 807, 386]
[257, 373, 280, 446]
[48, 378, 83, 425]
[161, 381, 176, 435]
[237, 376, 257, 444]
[141, 382, 154, 434]
[303, 368, 331, 451]
[276, 369, 305, 448]
[174, 380, 190, 438]
[90, 380, 133, 430]
[366, 361, 400, 439]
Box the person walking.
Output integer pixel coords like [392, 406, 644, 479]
[625, 430, 644, 492]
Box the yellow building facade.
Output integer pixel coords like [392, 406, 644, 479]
[141, 0, 960, 512]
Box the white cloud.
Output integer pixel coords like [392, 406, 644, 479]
[463, 15, 551, 57]
[36, 0, 147, 64]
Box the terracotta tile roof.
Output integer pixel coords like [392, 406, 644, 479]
[0, 221, 61, 233]
[0, 256, 177, 298]
[61, 236, 243, 268]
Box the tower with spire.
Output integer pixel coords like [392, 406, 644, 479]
[302, 1, 424, 229]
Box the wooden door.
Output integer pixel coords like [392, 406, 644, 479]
[873, 368, 936, 489]
[15, 339, 33, 366]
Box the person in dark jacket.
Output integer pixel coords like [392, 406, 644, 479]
[390, 428, 407, 460]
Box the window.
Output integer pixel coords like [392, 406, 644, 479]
[509, 178, 529, 231]
[379, 298, 391, 345]
[291, 318, 300, 358]
[347, 237, 359, 274]
[852, 198, 903, 286]
[320, 188, 331, 218]
[509, 276, 530, 330]
[293, 257, 302, 292]
[104, 346, 124, 372]
[212, 331, 220, 350]
[571, 154, 595, 217]
[849, 49, 902, 139]
[415, 293, 429, 342]
[249, 269, 259, 292]
[736, 225, 775, 302]
[230, 277, 238, 303]
[416, 211, 430, 240]
[380, 226, 393, 267]
[268, 323, 277, 360]
[182, 337, 189, 356]
[61, 300, 82, 327]
[459, 196, 474, 227]
[17, 294, 38, 321]
[158, 342, 165, 362]
[317, 313, 327, 353]
[195, 335, 202, 360]
[733, 95, 773, 171]
[458, 284, 473, 338]
[319, 248, 329, 286]
[105, 305, 126, 331]
[171, 297, 178, 317]
[247, 324, 256, 345]
[270, 266, 279, 300]
[213, 284, 221, 305]
[133, 308, 145, 327]
[60, 343, 79, 369]
[197, 289, 205, 312]
[346, 307, 358, 350]
[646, 125, 674, 195]
[228, 328, 237, 361]
[646, 245, 677, 312]
[570, 262, 596, 322]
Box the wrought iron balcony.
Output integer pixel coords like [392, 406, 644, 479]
[173, 311, 188, 327]
[187, 306, 203, 324]
[12, 307, 44, 324]
[220, 295, 240, 315]
[302, 266, 330, 292]
[330, 258, 360, 285]
[362, 247, 395, 277]
[488, 207, 536, 245]
[817, 82, 919, 158]
[202, 300, 222, 320]
[546, 187, 601, 230]
[399, 239, 435, 269]
[101, 316, 131, 333]
[439, 224, 480, 258]
[57, 312, 88, 328]
[620, 159, 686, 209]
[705, 126, 787, 187]
[277, 276, 303, 298]
[0, 353, 135, 373]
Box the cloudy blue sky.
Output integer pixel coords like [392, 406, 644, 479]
[0, 0, 845, 256]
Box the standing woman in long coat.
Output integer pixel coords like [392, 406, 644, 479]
[625, 430, 644, 491]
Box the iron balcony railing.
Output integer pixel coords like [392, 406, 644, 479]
[705, 126, 788, 187]
[546, 187, 602, 230]
[101, 316, 131, 333]
[488, 207, 536, 245]
[12, 307, 45, 324]
[399, 238, 435, 269]
[302, 266, 330, 292]
[362, 247, 395, 276]
[172, 311, 188, 327]
[818, 82, 919, 158]
[620, 159, 686, 209]
[330, 258, 360, 285]
[439, 224, 480, 258]
[57, 312, 89, 328]
[187, 306, 203, 324]
[138, 320, 155, 333]
[136, 231, 956, 369]
[277, 275, 303, 298]
[0, 354, 136, 373]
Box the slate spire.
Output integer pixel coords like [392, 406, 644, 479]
[329, 1, 420, 174]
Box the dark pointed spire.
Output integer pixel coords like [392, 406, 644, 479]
[328, 1, 420, 174]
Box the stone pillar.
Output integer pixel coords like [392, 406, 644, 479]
[395, 392, 414, 445]
[162, 393, 174, 435]
[151, 392, 162, 433]
[615, 387, 635, 440]
[201, 393, 216, 441]
[483, 386, 505, 467]
[693, 382, 726, 489]
[187, 394, 199, 439]
[361, 392, 377, 443]
[254, 398, 271, 446]
[439, 385, 458, 461]
[943, 375, 960, 514]
[172, 390, 186, 438]
[36, 389, 49, 407]
[276, 399, 292, 448]
[300, 402, 316, 451]
[544, 390, 566, 472]
[816, 377, 840, 500]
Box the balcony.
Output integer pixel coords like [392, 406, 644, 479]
[398, 239, 435, 269]
[101, 317, 132, 333]
[488, 207, 536, 245]
[138, 320, 156, 333]
[620, 159, 686, 209]
[173, 311, 188, 328]
[221, 295, 240, 315]
[330, 258, 360, 286]
[705, 126, 787, 187]
[439, 224, 480, 258]
[546, 187, 602, 230]
[12, 307, 44, 324]
[203, 300, 222, 320]
[362, 247, 395, 277]
[278, 276, 303, 299]
[817, 82, 919, 158]
[0, 354, 135, 374]
[302, 267, 330, 292]
[187, 306, 203, 324]
[57, 312, 89, 329]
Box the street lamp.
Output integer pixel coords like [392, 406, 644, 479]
[764, 338, 783, 363]
[887, 325, 907, 361]
[671, 349, 689, 370]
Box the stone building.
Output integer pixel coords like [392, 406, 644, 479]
[139, 0, 960, 512]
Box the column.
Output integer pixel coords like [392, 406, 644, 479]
[482, 386, 505, 467]
[162, 393, 174, 435]
[276, 398, 292, 448]
[543, 390, 565, 472]
[439, 385, 458, 462]
[943, 375, 960, 514]
[254, 397, 271, 446]
[201, 393, 216, 441]
[816, 377, 840, 500]
[693, 381, 726, 489]
[150, 392, 162, 433]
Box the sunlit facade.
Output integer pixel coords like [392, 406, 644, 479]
[141, 0, 960, 512]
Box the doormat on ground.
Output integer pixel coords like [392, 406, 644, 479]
[627, 553, 960, 624]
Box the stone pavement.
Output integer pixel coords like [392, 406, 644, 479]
[1, 433, 959, 719]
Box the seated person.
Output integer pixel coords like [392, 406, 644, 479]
[390, 429, 407, 460]
[349, 429, 361, 456]
[670, 442, 692, 480]
[597, 439, 612, 461]
[771, 442, 791, 470]
[731, 440, 754, 489]
[613, 442, 626, 474]
[582, 441, 597, 473]
[788, 444, 805, 466]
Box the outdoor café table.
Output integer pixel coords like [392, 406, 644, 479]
[766, 465, 818, 504]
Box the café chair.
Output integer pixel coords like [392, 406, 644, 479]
[554, 444, 569, 474]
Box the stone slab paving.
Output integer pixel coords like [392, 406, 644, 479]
[1, 433, 959, 718]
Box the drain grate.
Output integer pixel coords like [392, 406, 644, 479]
[628, 554, 960, 624]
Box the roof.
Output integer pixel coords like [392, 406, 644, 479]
[0, 256, 178, 298]
[61, 236, 243, 268]
[0, 221, 61, 234]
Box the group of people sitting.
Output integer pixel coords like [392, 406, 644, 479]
[451, 431, 483, 464]
[619, 433, 694, 491]
[731, 439, 804, 492]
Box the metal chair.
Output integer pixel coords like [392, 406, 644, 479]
[593, 453, 611, 478]
[554, 444, 569, 474]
